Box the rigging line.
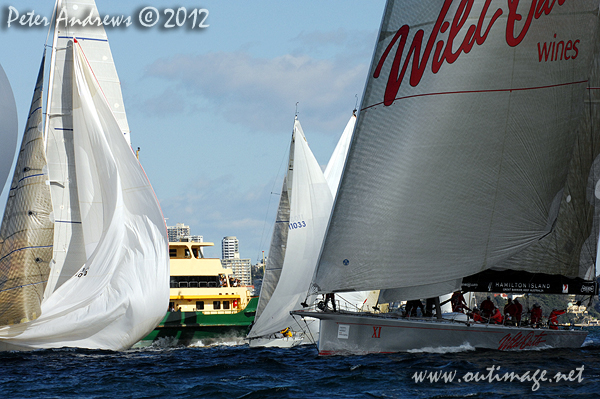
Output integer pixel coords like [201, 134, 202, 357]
[73, 40, 113, 114]
[291, 313, 316, 346]
[0, 280, 48, 294]
[44, 0, 59, 48]
[256, 138, 292, 262]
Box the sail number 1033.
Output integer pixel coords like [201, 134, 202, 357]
[289, 221, 307, 230]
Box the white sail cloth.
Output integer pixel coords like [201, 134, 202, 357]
[0, 63, 18, 193]
[323, 113, 371, 309]
[249, 120, 333, 338]
[0, 42, 169, 350]
[324, 113, 356, 196]
[313, 0, 600, 295]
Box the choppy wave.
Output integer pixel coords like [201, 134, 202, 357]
[407, 343, 476, 354]
[0, 328, 598, 398]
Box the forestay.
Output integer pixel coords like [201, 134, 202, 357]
[312, 0, 600, 295]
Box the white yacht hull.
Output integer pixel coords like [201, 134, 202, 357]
[291, 311, 588, 356]
[248, 336, 303, 348]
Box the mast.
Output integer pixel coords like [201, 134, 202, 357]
[43, 0, 61, 152]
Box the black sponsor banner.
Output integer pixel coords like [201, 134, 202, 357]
[461, 270, 598, 295]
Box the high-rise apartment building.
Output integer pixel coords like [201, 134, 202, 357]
[222, 236, 239, 260]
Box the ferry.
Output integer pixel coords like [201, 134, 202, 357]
[136, 241, 257, 347]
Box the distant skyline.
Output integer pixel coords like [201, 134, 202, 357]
[0, 1, 386, 259]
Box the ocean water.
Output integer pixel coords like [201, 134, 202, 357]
[1, 328, 599, 399]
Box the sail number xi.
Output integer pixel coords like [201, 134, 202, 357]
[374, 0, 580, 106]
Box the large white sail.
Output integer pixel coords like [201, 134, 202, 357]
[0, 58, 53, 326]
[0, 0, 169, 350]
[44, 0, 131, 295]
[312, 0, 600, 295]
[0, 63, 18, 192]
[324, 112, 356, 195]
[254, 175, 290, 319]
[249, 119, 333, 338]
[323, 112, 372, 309]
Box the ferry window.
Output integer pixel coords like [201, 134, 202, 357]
[192, 248, 198, 258]
[223, 301, 230, 310]
[170, 276, 220, 286]
[196, 301, 204, 310]
[213, 301, 221, 310]
[169, 248, 177, 258]
[185, 248, 191, 258]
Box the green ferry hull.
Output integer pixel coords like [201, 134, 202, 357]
[135, 297, 258, 347]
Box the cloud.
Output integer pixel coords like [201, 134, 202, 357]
[145, 50, 369, 133]
[290, 28, 378, 59]
[160, 175, 281, 259]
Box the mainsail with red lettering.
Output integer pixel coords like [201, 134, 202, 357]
[311, 0, 600, 297]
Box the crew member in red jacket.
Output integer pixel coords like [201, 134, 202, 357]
[490, 307, 503, 324]
[513, 298, 523, 326]
[549, 308, 567, 330]
[480, 296, 495, 319]
[503, 299, 517, 325]
[529, 304, 543, 327]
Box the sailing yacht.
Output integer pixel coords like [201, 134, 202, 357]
[292, 0, 600, 354]
[248, 117, 332, 347]
[248, 113, 378, 347]
[0, 0, 169, 351]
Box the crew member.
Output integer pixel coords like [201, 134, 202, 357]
[490, 307, 503, 324]
[405, 299, 425, 317]
[513, 299, 523, 326]
[469, 307, 484, 322]
[451, 291, 469, 313]
[529, 303, 543, 327]
[324, 293, 336, 312]
[548, 308, 567, 330]
[480, 296, 495, 319]
[504, 298, 517, 325]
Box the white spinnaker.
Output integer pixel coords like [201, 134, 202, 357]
[45, 0, 131, 296]
[0, 63, 18, 195]
[0, 41, 169, 350]
[313, 0, 600, 294]
[248, 120, 332, 338]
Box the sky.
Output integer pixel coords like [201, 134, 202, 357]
[0, 0, 387, 260]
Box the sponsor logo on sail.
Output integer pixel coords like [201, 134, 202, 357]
[374, 0, 577, 106]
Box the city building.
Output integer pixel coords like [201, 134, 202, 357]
[167, 223, 190, 243]
[222, 236, 239, 260]
[221, 258, 252, 287]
